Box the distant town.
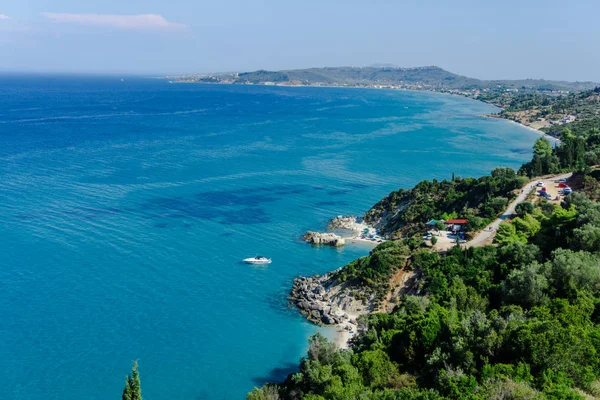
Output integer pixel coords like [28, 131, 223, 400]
[168, 65, 599, 136]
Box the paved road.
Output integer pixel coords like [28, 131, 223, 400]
[466, 173, 572, 248]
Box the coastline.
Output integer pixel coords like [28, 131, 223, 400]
[346, 237, 380, 247]
[331, 312, 359, 349]
[290, 273, 368, 349]
[190, 80, 562, 350]
[483, 114, 561, 143]
[286, 90, 549, 349]
[298, 217, 385, 349]
[505, 118, 561, 143]
[172, 79, 562, 145]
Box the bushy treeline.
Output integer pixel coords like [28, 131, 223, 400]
[516, 88, 600, 177]
[519, 129, 600, 177]
[249, 193, 600, 399]
[365, 168, 527, 238]
[504, 88, 600, 116]
[541, 88, 600, 137]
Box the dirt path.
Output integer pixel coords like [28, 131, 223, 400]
[466, 172, 572, 248]
[377, 268, 415, 313]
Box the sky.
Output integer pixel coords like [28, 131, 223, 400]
[1, 0, 599, 81]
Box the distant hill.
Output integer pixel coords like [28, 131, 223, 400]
[174, 66, 599, 93]
[238, 66, 481, 88]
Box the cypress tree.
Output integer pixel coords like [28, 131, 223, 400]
[122, 377, 132, 400]
[122, 361, 142, 400]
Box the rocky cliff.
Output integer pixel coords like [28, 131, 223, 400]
[289, 274, 375, 325]
[290, 239, 421, 327]
[327, 215, 365, 232]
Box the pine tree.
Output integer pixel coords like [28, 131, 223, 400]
[122, 361, 142, 400]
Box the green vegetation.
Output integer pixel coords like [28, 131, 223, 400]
[492, 88, 600, 138]
[122, 361, 142, 400]
[516, 201, 534, 217]
[249, 192, 600, 399]
[330, 240, 414, 302]
[175, 67, 600, 400]
[235, 66, 481, 89]
[364, 167, 527, 238]
[248, 92, 600, 399]
[481, 88, 600, 178]
[519, 129, 600, 177]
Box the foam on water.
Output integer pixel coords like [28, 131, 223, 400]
[0, 76, 540, 399]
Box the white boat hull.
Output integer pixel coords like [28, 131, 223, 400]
[243, 258, 272, 265]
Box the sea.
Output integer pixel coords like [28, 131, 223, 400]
[0, 76, 540, 399]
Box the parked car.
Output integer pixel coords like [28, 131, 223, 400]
[537, 181, 545, 187]
[562, 188, 573, 195]
[557, 178, 567, 183]
[558, 182, 569, 188]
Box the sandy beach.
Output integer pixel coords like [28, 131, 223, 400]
[332, 312, 359, 349]
[483, 114, 560, 143]
[505, 118, 561, 143]
[346, 237, 380, 246]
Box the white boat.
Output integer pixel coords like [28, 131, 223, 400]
[243, 256, 272, 265]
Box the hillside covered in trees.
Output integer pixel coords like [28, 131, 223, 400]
[362, 116, 600, 240]
[251, 191, 600, 399]
[364, 168, 527, 238]
[249, 172, 600, 400]
[247, 86, 600, 399]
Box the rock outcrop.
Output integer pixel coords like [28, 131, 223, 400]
[364, 201, 410, 237]
[302, 231, 346, 247]
[289, 274, 375, 325]
[327, 215, 363, 232]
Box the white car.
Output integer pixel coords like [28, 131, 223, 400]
[537, 181, 545, 187]
[557, 178, 567, 183]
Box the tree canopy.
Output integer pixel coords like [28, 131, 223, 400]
[122, 361, 142, 400]
[249, 138, 600, 399]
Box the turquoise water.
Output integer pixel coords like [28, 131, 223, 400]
[0, 76, 539, 399]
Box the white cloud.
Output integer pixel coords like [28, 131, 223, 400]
[41, 12, 188, 31]
[0, 14, 10, 20]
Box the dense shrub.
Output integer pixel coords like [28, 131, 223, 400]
[364, 169, 526, 237]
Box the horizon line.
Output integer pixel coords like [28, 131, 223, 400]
[0, 66, 598, 84]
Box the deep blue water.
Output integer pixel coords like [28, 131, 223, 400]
[0, 76, 539, 399]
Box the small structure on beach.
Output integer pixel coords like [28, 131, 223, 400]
[426, 219, 444, 231]
[445, 219, 469, 231]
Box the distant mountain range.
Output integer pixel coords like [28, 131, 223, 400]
[172, 66, 599, 93]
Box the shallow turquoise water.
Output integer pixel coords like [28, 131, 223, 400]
[0, 77, 539, 399]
